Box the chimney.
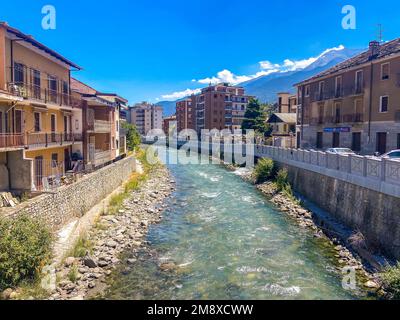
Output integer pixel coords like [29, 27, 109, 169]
[369, 41, 380, 59]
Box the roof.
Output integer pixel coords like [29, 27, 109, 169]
[71, 78, 97, 95]
[296, 39, 400, 85]
[97, 93, 128, 104]
[267, 113, 297, 124]
[0, 22, 81, 70]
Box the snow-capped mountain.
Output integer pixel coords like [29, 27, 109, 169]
[157, 47, 364, 116]
[242, 47, 363, 102]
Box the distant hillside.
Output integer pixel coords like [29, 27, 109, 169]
[157, 100, 178, 117]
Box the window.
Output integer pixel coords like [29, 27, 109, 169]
[305, 85, 310, 97]
[381, 63, 390, 80]
[14, 63, 25, 83]
[34, 112, 41, 132]
[32, 69, 41, 99]
[318, 82, 325, 99]
[335, 103, 341, 123]
[352, 133, 361, 152]
[380, 96, 389, 113]
[355, 70, 364, 94]
[0, 111, 2, 133]
[316, 132, 323, 149]
[48, 76, 58, 103]
[335, 76, 342, 97]
[51, 153, 58, 168]
[397, 133, 400, 149]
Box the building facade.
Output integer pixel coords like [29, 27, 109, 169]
[296, 40, 400, 155]
[195, 83, 250, 134]
[0, 22, 83, 191]
[162, 115, 177, 136]
[129, 102, 163, 135]
[176, 97, 196, 132]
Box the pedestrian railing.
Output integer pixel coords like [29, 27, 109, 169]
[255, 145, 400, 197]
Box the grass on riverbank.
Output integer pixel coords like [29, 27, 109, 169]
[381, 262, 400, 299]
[107, 148, 161, 215]
[253, 159, 300, 204]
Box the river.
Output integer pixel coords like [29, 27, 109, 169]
[104, 148, 365, 300]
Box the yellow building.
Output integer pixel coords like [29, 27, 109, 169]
[0, 22, 82, 192]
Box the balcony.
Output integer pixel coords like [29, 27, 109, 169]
[7, 82, 81, 108]
[25, 132, 82, 149]
[0, 132, 82, 150]
[0, 134, 24, 149]
[310, 86, 365, 103]
[87, 120, 112, 133]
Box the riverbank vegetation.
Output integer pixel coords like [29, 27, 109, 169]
[0, 215, 52, 292]
[381, 263, 400, 299]
[108, 148, 160, 215]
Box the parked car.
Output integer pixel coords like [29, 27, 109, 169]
[326, 148, 356, 155]
[381, 150, 400, 160]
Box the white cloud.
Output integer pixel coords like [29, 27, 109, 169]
[161, 88, 202, 100]
[194, 45, 345, 85]
[159, 45, 345, 100]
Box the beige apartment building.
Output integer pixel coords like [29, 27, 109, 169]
[0, 22, 83, 191]
[296, 40, 400, 154]
[195, 83, 250, 134]
[130, 102, 163, 135]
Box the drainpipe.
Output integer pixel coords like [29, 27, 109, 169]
[368, 61, 374, 144]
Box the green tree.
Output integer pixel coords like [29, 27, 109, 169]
[122, 122, 141, 151]
[242, 98, 272, 137]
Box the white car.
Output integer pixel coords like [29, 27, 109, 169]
[382, 150, 400, 160]
[326, 148, 356, 155]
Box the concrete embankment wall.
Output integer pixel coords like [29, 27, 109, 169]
[1, 156, 137, 231]
[276, 162, 400, 260]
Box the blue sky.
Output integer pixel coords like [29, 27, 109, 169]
[1, 0, 399, 103]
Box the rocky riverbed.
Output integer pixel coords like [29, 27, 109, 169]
[50, 165, 174, 300]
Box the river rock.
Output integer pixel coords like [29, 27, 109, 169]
[364, 281, 380, 289]
[160, 262, 177, 271]
[64, 257, 76, 267]
[83, 256, 98, 268]
[1, 288, 13, 300]
[106, 240, 118, 248]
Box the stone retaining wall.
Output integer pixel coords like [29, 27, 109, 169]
[1, 156, 137, 231]
[276, 162, 400, 260]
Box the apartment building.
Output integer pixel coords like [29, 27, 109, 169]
[296, 39, 400, 154]
[71, 78, 122, 168]
[129, 102, 163, 135]
[163, 115, 177, 136]
[0, 22, 83, 191]
[195, 83, 250, 134]
[176, 97, 196, 132]
[97, 93, 128, 159]
[267, 93, 297, 147]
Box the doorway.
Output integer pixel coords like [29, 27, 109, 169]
[332, 132, 340, 148]
[51, 114, 56, 142]
[376, 132, 387, 155]
[35, 156, 43, 189]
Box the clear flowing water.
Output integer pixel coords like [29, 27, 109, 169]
[105, 148, 363, 300]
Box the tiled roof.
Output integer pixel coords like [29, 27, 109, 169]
[71, 78, 97, 95]
[297, 38, 400, 85]
[267, 113, 297, 124]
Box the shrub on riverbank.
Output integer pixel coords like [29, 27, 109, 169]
[381, 262, 400, 299]
[254, 158, 275, 183]
[0, 215, 52, 290]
